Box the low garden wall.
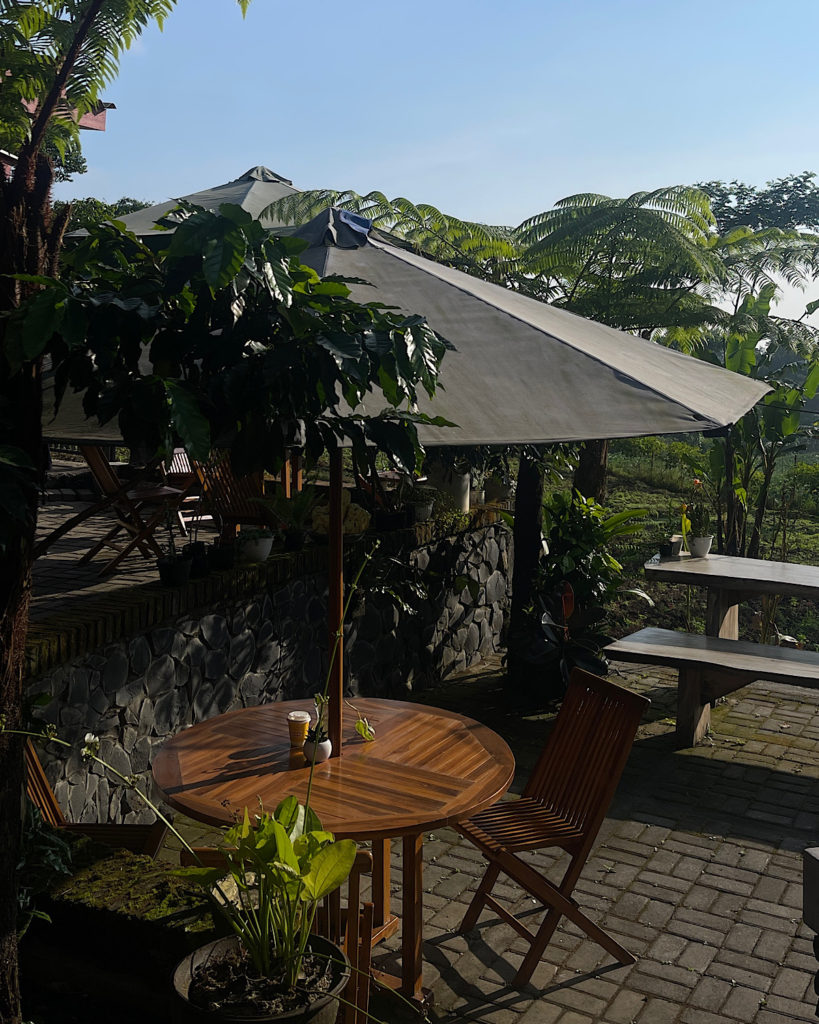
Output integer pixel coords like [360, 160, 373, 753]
[27, 518, 511, 824]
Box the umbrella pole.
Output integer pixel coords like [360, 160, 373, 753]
[328, 447, 343, 756]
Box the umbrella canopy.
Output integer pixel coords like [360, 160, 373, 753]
[108, 165, 298, 237]
[292, 209, 770, 445]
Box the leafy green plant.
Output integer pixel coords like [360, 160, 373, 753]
[540, 490, 649, 608]
[16, 804, 73, 940]
[534, 582, 613, 691]
[178, 799, 356, 989]
[254, 486, 322, 533]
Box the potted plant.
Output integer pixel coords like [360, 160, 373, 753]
[303, 694, 332, 764]
[424, 447, 471, 513]
[157, 511, 193, 586]
[408, 484, 436, 523]
[238, 527, 275, 564]
[174, 797, 356, 1022]
[683, 483, 713, 557]
[256, 487, 322, 551]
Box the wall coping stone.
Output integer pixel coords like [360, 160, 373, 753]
[26, 507, 507, 682]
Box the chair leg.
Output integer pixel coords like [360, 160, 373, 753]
[507, 852, 636, 986]
[97, 507, 167, 575]
[459, 860, 502, 933]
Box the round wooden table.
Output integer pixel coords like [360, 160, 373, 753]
[152, 697, 515, 1001]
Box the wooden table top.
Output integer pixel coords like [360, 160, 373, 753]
[152, 698, 515, 839]
[645, 553, 819, 598]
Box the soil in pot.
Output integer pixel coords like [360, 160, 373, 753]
[174, 934, 349, 1023]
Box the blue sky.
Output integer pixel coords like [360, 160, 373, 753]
[56, 0, 819, 230]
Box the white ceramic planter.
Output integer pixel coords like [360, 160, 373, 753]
[303, 737, 333, 763]
[689, 535, 713, 558]
[238, 536, 274, 563]
[426, 464, 470, 512]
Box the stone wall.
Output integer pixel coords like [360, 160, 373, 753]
[28, 522, 510, 824]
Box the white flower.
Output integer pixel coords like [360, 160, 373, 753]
[81, 733, 100, 762]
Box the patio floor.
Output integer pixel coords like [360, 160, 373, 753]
[161, 656, 819, 1024]
[32, 489, 819, 1022]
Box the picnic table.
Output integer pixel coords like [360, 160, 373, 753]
[606, 552, 819, 746]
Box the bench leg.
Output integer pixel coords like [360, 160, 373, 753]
[676, 666, 710, 747]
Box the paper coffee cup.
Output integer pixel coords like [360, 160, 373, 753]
[287, 710, 311, 747]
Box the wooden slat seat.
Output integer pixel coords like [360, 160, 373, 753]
[463, 798, 585, 853]
[25, 740, 167, 858]
[605, 627, 819, 746]
[455, 669, 649, 987]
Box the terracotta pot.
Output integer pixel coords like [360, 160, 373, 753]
[173, 933, 349, 1023]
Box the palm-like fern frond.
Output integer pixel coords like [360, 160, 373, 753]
[262, 188, 517, 276]
[0, 1, 248, 153]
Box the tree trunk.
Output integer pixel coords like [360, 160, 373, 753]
[507, 453, 545, 685]
[0, 149, 62, 1024]
[573, 439, 608, 501]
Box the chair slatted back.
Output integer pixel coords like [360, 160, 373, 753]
[192, 451, 265, 525]
[25, 740, 67, 828]
[524, 669, 648, 842]
[165, 447, 196, 487]
[80, 445, 123, 500]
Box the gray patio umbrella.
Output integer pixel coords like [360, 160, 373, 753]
[291, 209, 770, 445]
[100, 165, 299, 237]
[42, 205, 771, 758]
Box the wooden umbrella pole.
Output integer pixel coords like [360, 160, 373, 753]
[328, 447, 344, 756]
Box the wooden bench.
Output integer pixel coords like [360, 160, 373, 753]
[605, 627, 819, 747]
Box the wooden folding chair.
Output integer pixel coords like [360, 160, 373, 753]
[191, 450, 267, 540]
[162, 446, 209, 534]
[25, 740, 167, 858]
[456, 668, 649, 986]
[180, 846, 374, 1023]
[78, 445, 184, 575]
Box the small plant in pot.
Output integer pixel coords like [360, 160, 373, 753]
[175, 797, 356, 1022]
[683, 480, 714, 557]
[303, 694, 332, 764]
[255, 486, 322, 551]
[157, 511, 193, 586]
[408, 484, 436, 523]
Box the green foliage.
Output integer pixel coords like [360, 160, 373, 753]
[539, 490, 648, 608]
[254, 485, 322, 532]
[16, 805, 73, 939]
[698, 173, 819, 233]
[515, 186, 723, 331]
[263, 189, 516, 279]
[54, 195, 152, 232]
[12, 206, 450, 478]
[177, 800, 355, 988]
